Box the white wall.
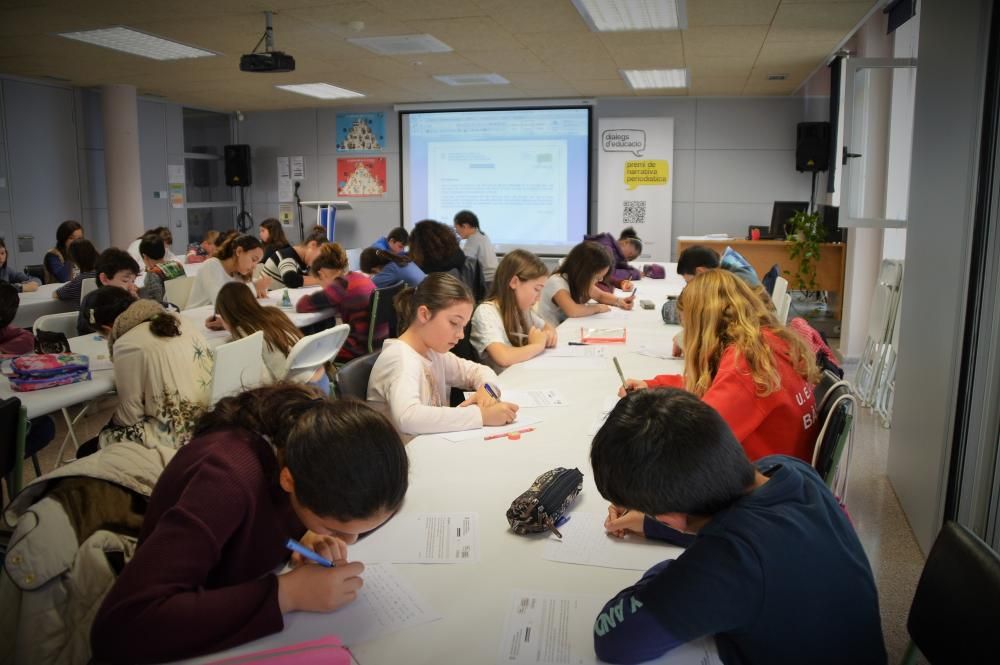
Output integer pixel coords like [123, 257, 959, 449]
[888, 0, 991, 554]
[237, 97, 816, 257]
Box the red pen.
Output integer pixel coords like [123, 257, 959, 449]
[484, 426, 534, 441]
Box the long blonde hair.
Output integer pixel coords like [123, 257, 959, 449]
[678, 269, 819, 397]
[487, 249, 548, 347]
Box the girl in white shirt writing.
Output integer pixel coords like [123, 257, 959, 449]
[367, 272, 519, 437]
[470, 249, 557, 371]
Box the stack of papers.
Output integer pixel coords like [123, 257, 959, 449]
[349, 512, 480, 564]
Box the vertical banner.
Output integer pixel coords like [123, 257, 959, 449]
[597, 118, 673, 260]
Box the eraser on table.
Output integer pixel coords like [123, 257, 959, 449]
[507, 432, 521, 440]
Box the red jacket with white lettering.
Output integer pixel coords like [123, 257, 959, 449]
[645, 330, 819, 462]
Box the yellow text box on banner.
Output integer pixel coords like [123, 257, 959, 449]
[624, 159, 669, 190]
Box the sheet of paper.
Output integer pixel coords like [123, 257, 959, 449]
[349, 512, 479, 564]
[637, 344, 675, 360]
[543, 512, 684, 571]
[277, 156, 291, 178]
[520, 347, 608, 371]
[588, 396, 621, 435]
[497, 589, 720, 665]
[439, 415, 542, 442]
[464, 389, 569, 408]
[291, 155, 306, 179]
[179, 564, 439, 664]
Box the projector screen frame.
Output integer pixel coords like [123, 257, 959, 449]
[398, 104, 594, 257]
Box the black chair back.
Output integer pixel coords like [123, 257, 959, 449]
[451, 256, 486, 303]
[367, 280, 405, 353]
[1, 396, 25, 499]
[907, 521, 1000, 663]
[336, 351, 381, 400]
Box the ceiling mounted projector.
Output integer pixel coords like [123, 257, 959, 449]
[240, 11, 295, 73]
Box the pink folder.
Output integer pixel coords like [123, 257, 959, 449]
[202, 635, 351, 665]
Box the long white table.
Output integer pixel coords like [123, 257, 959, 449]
[179, 267, 705, 665]
[11, 261, 207, 330]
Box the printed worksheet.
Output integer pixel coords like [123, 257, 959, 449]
[440, 415, 542, 442]
[543, 512, 684, 571]
[179, 564, 440, 664]
[497, 590, 721, 665]
[588, 396, 622, 435]
[520, 347, 608, 371]
[495, 389, 571, 408]
[349, 512, 480, 564]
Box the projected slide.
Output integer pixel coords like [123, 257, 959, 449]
[402, 108, 590, 253]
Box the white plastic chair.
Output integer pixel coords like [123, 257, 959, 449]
[210, 331, 264, 403]
[34, 312, 90, 464]
[777, 292, 792, 326]
[285, 324, 350, 381]
[79, 277, 99, 303]
[856, 260, 904, 405]
[164, 276, 194, 310]
[346, 248, 363, 272]
[771, 276, 789, 321]
[33, 312, 78, 338]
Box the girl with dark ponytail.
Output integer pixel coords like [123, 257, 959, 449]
[187, 233, 269, 308]
[367, 272, 519, 437]
[92, 385, 409, 664]
[85, 286, 214, 451]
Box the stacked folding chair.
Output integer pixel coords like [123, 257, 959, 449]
[854, 259, 904, 427]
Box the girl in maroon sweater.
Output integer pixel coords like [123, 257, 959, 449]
[620, 269, 821, 462]
[90, 384, 409, 664]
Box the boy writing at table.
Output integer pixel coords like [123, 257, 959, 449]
[590, 388, 885, 665]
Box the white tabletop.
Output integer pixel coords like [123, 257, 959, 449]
[181, 266, 699, 665]
[12, 283, 77, 329]
[0, 333, 115, 420]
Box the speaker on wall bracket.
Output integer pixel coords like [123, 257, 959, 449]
[796, 122, 831, 173]
[224, 144, 252, 187]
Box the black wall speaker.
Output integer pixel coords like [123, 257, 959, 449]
[224, 144, 252, 187]
[796, 122, 831, 172]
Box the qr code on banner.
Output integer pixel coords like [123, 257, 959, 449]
[623, 200, 646, 225]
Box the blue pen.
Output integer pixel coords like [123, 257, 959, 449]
[285, 538, 334, 567]
[483, 383, 500, 401]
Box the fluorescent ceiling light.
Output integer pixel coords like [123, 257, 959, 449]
[621, 68, 688, 89]
[58, 26, 216, 60]
[348, 34, 452, 55]
[434, 73, 510, 86]
[572, 0, 686, 31]
[275, 83, 365, 100]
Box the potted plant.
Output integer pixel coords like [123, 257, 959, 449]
[785, 210, 825, 293]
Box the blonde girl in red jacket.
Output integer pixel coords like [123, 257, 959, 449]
[619, 269, 821, 462]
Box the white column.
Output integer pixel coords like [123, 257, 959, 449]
[101, 84, 144, 248]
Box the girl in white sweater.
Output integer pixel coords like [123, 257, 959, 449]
[367, 272, 518, 437]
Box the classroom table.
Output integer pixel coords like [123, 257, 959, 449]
[11, 283, 77, 329]
[177, 266, 717, 665]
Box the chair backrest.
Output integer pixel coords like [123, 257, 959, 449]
[0, 396, 27, 497]
[164, 275, 194, 310]
[811, 381, 856, 485]
[866, 259, 904, 342]
[33, 311, 79, 338]
[812, 369, 842, 410]
[761, 263, 780, 296]
[24, 264, 44, 283]
[907, 521, 1000, 664]
[771, 275, 788, 311]
[449, 256, 485, 303]
[286, 324, 350, 377]
[346, 247, 363, 272]
[78, 277, 99, 303]
[776, 292, 792, 326]
[210, 331, 264, 403]
[368, 280, 405, 353]
[335, 350, 381, 400]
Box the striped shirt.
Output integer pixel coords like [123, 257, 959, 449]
[295, 271, 383, 361]
[260, 246, 306, 288]
[54, 271, 96, 302]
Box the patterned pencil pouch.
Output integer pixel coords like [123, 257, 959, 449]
[12, 353, 90, 377]
[506, 467, 583, 538]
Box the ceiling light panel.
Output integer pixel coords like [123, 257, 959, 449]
[434, 73, 510, 86]
[275, 83, 365, 100]
[572, 0, 686, 32]
[347, 34, 453, 55]
[620, 68, 688, 89]
[58, 27, 216, 60]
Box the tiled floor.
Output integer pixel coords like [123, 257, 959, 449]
[7, 383, 927, 662]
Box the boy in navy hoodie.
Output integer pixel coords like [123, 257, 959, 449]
[590, 387, 885, 665]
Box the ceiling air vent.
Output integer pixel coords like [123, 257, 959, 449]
[348, 34, 452, 55]
[434, 73, 510, 86]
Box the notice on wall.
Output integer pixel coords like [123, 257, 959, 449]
[597, 119, 673, 260]
[336, 112, 386, 152]
[290, 155, 305, 179]
[277, 157, 293, 203]
[278, 203, 294, 226]
[337, 157, 386, 197]
[168, 164, 185, 209]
